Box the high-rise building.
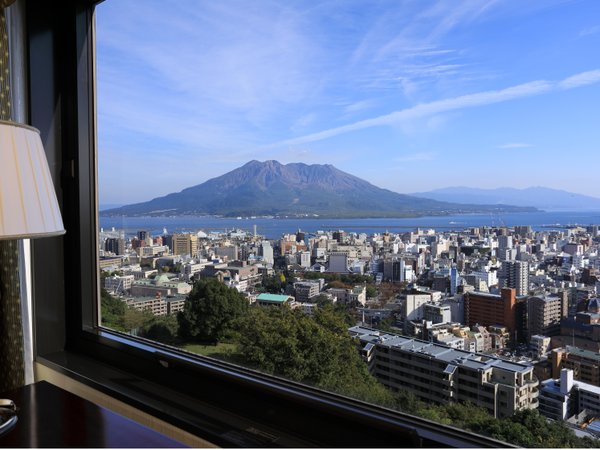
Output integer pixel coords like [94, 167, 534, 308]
[260, 241, 274, 265]
[332, 230, 347, 244]
[104, 237, 125, 255]
[497, 235, 516, 261]
[215, 245, 238, 261]
[499, 261, 529, 296]
[137, 230, 150, 241]
[298, 251, 311, 268]
[383, 258, 403, 282]
[328, 252, 348, 273]
[515, 226, 532, 237]
[450, 265, 459, 295]
[527, 293, 569, 339]
[172, 233, 198, 257]
[464, 288, 516, 332]
[498, 235, 513, 250]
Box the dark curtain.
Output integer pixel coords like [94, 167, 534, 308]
[0, 8, 25, 393]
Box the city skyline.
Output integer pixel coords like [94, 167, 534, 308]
[97, 0, 600, 204]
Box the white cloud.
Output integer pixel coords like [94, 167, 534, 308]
[395, 152, 437, 162]
[342, 99, 378, 114]
[290, 114, 317, 133]
[580, 25, 600, 37]
[497, 143, 534, 149]
[270, 70, 600, 148]
[558, 70, 600, 89]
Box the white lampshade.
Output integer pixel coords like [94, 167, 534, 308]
[0, 120, 65, 239]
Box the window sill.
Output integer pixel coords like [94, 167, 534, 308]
[35, 348, 514, 448]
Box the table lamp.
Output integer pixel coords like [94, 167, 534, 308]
[0, 119, 66, 435]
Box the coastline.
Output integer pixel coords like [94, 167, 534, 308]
[98, 210, 600, 240]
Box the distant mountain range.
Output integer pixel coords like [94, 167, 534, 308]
[412, 186, 600, 211]
[101, 160, 537, 218]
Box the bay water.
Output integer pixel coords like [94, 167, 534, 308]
[99, 211, 600, 240]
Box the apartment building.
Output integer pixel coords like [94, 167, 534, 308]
[125, 296, 186, 316]
[527, 293, 568, 339]
[349, 326, 539, 418]
[464, 288, 516, 332]
[294, 280, 321, 302]
[499, 261, 529, 296]
[552, 346, 600, 385]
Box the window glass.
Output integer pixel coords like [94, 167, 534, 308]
[96, 1, 600, 447]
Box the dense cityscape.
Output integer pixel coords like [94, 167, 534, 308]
[99, 221, 600, 445]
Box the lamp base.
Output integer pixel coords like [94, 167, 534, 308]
[0, 399, 17, 436]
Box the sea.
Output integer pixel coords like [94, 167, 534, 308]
[98, 210, 600, 240]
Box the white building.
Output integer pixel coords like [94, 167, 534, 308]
[403, 294, 431, 322]
[539, 369, 600, 421]
[104, 274, 135, 294]
[298, 251, 311, 268]
[260, 241, 274, 265]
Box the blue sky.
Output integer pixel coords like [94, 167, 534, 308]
[97, 0, 600, 204]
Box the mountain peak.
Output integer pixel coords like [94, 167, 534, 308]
[101, 161, 537, 218]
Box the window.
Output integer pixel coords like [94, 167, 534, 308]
[26, 2, 503, 447]
[28, 0, 600, 448]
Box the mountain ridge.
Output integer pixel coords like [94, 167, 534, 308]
[412, 186, 600, 211]
[101, 161, 538, 218]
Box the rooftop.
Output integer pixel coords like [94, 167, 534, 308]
[349, 325, 531, 373]
[257, 293, 292, 303]
[541, 376, 600, 396]
[565, 345, 600, 362]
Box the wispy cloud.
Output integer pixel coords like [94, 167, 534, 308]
[346, 1, 501, 100]
[559, 69, 600, 89]
[580, 25, 600, 37]
[342, 99, 378, 115]
[395, 152, 437, 162]
[270, 70, 600, 147]
[497, 143, 534, 149]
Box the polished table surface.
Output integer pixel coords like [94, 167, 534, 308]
[0, 381, 187, 448]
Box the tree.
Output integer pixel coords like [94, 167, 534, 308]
[100, 288, 126, 330]
[100, 288, 156, 335]
[315, 294, 333, 307]
[178, 278, 248, 343]
[260, 274, 285, 294]
[142, 314, 178, 344]
[394, 397, 600, 448]
[328, 280, 349, 289]
[235, 306, 395, 407]
[365, 285, 378, 298]
[122, 307, 153, 335]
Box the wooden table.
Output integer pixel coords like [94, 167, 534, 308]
[0, 381, 187, 447]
